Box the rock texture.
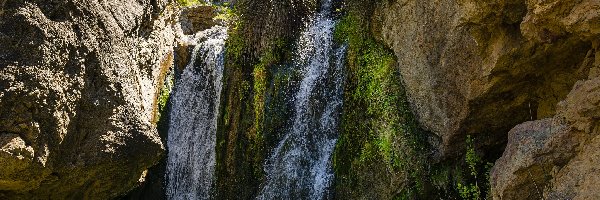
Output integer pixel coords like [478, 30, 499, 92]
[374, 0, 599, 159]
[174, 5, 219, 72]
[0, 0, 176, 198]
[367, 0, 599, 198]
[491, 58, 600, 200]
[178, 5, 216, 35]
[0, 0, 597, 198]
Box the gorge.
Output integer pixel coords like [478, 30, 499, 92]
[0, 0, 599, 199]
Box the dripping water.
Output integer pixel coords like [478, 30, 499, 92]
[258, 0, 346, 198]
[165, 25, 228, 200]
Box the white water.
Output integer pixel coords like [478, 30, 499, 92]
[258, 0, 346, 198]
[166, 26, 228, 200]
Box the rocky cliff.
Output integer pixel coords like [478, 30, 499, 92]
[367, 0, 598, 198]
[331, 0, 599, 198]
[0, 0, 176, 198]
[491, 71, 600, 199]
[373, 0, 597, 159]
[1, 0, 598, 199]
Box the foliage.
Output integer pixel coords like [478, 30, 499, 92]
[176, 0, 204, 7]
[456, 135, 494, 200]
[157, 73, 173, 115]
[333, 8, 430, 198]
[213, 3, 235, 22]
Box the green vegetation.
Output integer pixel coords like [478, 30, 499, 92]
[333, 8, 430, 198]
[456, 135, 494, 200]
[213, 3, 234, 22]
[157, 73, 173, 117]
[215, 1, 298, 197]
[152, 53, 174, 126]
[176, 0, 204, 7]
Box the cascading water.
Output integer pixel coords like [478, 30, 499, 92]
[165, 25, 227, 200]
[258, 0, 346, 198]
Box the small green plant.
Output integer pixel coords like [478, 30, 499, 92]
[157, 74, 173, 114]
[457, 135, 494, 200]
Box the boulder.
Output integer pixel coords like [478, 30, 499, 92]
[491, 73, 600, 200]
[0, 0, 176, 198]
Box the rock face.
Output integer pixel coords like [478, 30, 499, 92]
[374, 0, 598, 158]
[0, 0, 176, 198]
[368, 0, 599, 198]
[491, 63, 600, 199]
[178, 6, 216, 35]
[0, 0, 597, 198]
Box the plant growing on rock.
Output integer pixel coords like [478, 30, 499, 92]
[457, 135, 494, 200]
[176, 0, 204, 7]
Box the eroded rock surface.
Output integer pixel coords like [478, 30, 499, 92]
[368, 0, 599, 198]
[179, 5, 216, 35]
[491, 71, 600, 200]
[374, 0, 599, 159]
[0, 0, 176, 198]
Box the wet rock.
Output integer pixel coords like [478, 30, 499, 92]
[214, 0, 317, 199]
[179, 5, 216, 35]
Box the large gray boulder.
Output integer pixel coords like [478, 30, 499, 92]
[0, 0, 176, 198]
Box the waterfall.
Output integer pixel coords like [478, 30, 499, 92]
[165, 25, 228, 200]
[258, 0, 346, 198]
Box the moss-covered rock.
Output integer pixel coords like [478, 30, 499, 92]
[214, 0, 315, 198]
[332, 0, 435, 198]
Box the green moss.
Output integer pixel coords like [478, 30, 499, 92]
[175, 0, 205, 7]
[431, 165, 451, 191]
[333, 6, 430, 198]
[252, 63, 266, 135]
[152, 54, 174, 126]
[213, 4, 234, 22]
[215, 2, 298, 197]
[225, 37, 244, 67]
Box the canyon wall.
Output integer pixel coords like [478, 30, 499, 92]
[0, 0, 598, 199]
[332, 0, 598, 198]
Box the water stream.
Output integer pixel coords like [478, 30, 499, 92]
[165, 26, 228, 200]
[165, 1, 345, 199]
[257, 0, 346, 198]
